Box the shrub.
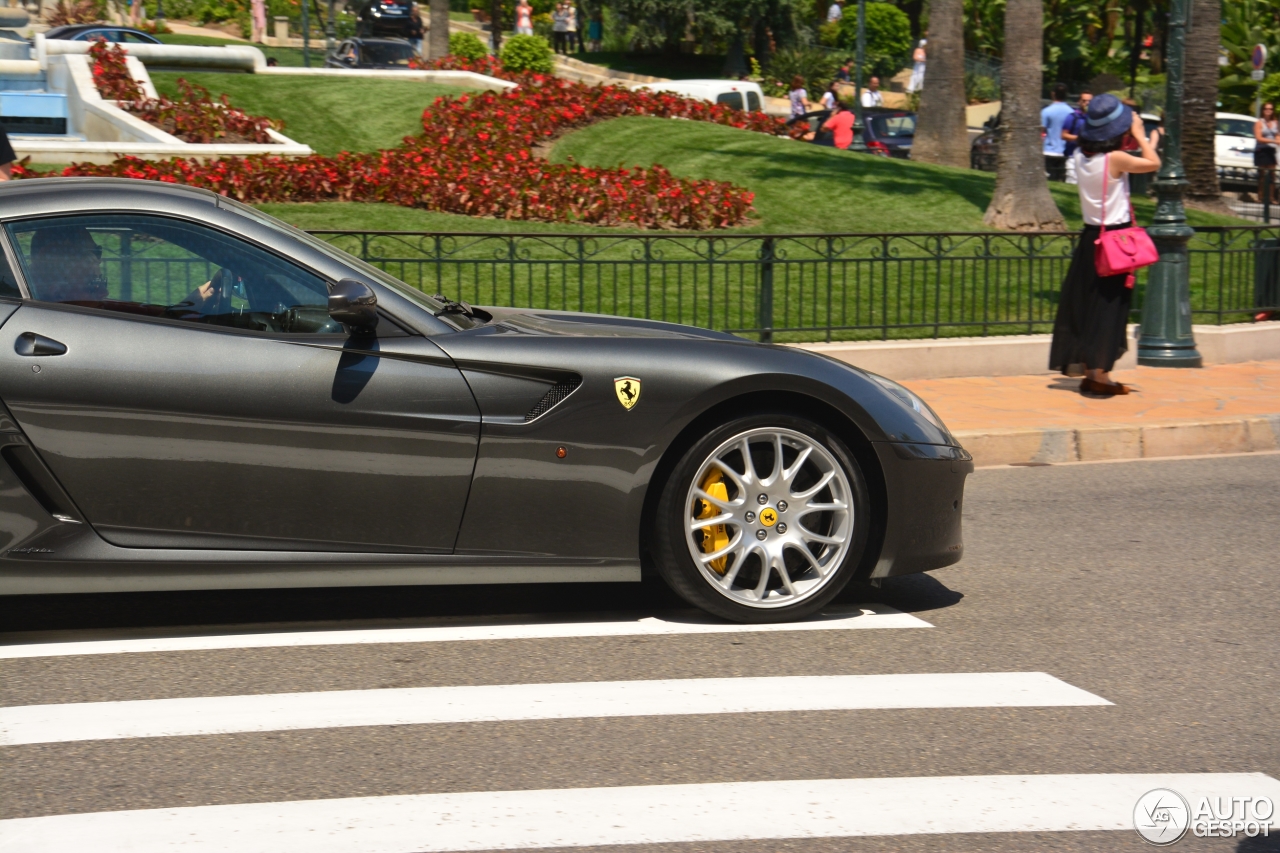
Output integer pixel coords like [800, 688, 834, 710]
[836, 2, 912, 78]
[449, 31, 489, 62]
[46, 0, 100, 26]
[1257, 73, 1280, 114]
[965, 72, 999, 104]
[763, 46, 840, 99]
[499, 34, 555, 75]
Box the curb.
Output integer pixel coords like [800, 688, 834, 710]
[956, 414, 1280, 468]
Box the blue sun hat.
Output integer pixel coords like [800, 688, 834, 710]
[1079, 92, 1132, 142]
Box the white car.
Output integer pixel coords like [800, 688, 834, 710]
[1216, 112, 1257, 172]
[632, 80, 766, 113]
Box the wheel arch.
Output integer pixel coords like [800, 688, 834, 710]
[639, 390, 888, 582]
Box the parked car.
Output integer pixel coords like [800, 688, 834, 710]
[632, 80, 765, 114]
[352, 0, 414, 39]
[325, 38, 417, 69]
[792, 108, 912, 158]
[1216, 112, 1259, 192]
[42, 24, 162, 44]
[0, 178, 970, 623]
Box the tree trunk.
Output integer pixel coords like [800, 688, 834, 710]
[490, 0, 502, 54]
[429, 0, 450, 59]
[1184, 0, 1224, 206]
[983, 0, 1064, 230]
[910, 0, 968, 168]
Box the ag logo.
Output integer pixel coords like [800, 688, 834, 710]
[1134, 788, 1190, 846]
[614, 377, 641, 411]
[759, 507, 778, 526]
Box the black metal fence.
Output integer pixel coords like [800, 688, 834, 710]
[310, 226, 1280, 343]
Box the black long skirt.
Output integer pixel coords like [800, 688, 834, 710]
[1049, 224, 1133, 374]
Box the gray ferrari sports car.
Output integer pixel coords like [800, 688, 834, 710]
[0, 179, 970, 622]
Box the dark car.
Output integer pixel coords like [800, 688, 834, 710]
[42, 24, 162, 44]
[794, 108, 913, 158]
[325, 37, 418, 69]
[352, 0, 414, 39]
[0, 179, 970, 623]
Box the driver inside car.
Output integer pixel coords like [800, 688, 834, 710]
[28, 226, 109, 304]
[171, 267, 238, 319]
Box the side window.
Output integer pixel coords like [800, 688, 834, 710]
[6, 214, 344, 335]
[715, 91, 745, 111]
[746, 91, 761, 112]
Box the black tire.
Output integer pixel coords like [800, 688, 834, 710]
[652, 413, 871, 623]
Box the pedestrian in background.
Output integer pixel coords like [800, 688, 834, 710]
[551, 2, 568, 53]
[1040, 83, 1073, 181]
[835, 59, 851, 82]
[250, 0, 267, 43]
[407, 4, 424, 56]
[514, 0, 533, 36]
[1255, 102, 1278, 205]
[788, 76, 810, 122]
[860, 75, 883, 108]
[820, 81, 838, 112]
[128, 0, 143, 27]
[906, 39, 926, 93]
[1061, 91, 1092, 185]
[586, 13, 602, 51]
[565, 3, 579, 53]
[822, 100, 855, 150]
[827, 0, 843, 24]
[1049, 93, 1161, 396]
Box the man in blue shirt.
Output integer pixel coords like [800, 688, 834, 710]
[1061, 91, 1092, 184]
[1040, 83, 1074, 182]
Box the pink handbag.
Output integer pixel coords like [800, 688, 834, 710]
[1093, 153, 1158, 288]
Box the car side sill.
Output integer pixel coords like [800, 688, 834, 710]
[0, 560, 642, 595]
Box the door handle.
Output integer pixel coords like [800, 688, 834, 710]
[15, 333, 68, 357]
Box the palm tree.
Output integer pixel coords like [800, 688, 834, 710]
[429, 0, 450, 59]
[1184, 0, 1223, 207]
[910, 0, 967, 167]
[983, 0, 1064, 229]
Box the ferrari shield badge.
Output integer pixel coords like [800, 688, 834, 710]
[614, 377, 641, 411]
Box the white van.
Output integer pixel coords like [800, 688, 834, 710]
[632, 79, 766, 113]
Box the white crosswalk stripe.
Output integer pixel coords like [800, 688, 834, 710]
[5, 606, 1276, 851]
[0, 671, 1109, 745]
[0, 604, 929, 660]
[4, 773, 1279, 852]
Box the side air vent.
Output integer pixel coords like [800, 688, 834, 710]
[525, 376, 582, 422]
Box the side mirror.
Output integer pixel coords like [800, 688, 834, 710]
[328, 278, 378, 334]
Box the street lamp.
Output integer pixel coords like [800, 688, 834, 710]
[154, 0, 164, 31]
[326, 0, 336, 57]
[1137, 0, 1202, 367]
[852, 0, 865, 150]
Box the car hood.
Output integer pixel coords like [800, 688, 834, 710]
[482, 308, 747, 341]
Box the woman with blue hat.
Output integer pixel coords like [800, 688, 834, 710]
[1049, 92, 1161, 396]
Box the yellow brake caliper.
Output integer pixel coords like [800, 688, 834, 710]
[696, 470, 730, 574]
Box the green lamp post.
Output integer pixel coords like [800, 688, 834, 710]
[851, 0, 866, 151]
[1137, 0, 1202, 367]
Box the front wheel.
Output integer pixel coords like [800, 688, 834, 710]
[653, 414, 870, 623]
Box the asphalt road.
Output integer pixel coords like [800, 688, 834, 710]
[2, 454, 1279, 852]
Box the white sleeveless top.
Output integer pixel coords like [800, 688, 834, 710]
[1073, 150, 1131, 226]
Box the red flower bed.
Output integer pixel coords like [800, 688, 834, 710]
[29, 48, 792, 230]
[88, 41, 280, 144]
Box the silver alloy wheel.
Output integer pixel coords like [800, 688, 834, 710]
[684, 426, 854, 609]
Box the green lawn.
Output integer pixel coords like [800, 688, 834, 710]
[150, 72, 480, 155]
[259, 116, 1241, 233]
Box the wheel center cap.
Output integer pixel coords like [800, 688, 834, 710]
[759, 507, 778, 527]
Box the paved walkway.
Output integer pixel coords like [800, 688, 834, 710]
[901, 360, 1280, 465]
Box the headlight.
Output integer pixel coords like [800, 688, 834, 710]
[868, 373, 951, 435]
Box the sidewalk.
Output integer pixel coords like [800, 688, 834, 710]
[902, 360, 1280, 467]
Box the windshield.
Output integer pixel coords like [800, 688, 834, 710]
[869, 114, 915, 138]
[1216, 118, 1255, 138]
[217, 198, 450, 315]
[363, 41, 415, 65]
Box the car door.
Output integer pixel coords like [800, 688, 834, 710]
[0, 212, 480, 552]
